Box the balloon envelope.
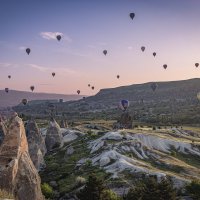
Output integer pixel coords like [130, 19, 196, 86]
[103, 50, 107, 55]
[52, 72, 55, 77]
[119, 100, 129, 111]
[77, 90, 80, 94]
[91, 86, 94, 90]
[56, 35, 61, 41]
[26, 48, 31, 55]
[30, 86, 34, 92]
[117, 75, 120, 79]
[163, 64, 167, 69]
[153, 52, 156, 57]
[88, 84, 90, 87]
[141, 46, 145, 52]
[8, 75, 11, 79]
[195, 63, 199, 68]
[129, 13, 135, 20]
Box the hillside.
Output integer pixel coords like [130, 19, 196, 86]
[0, 90, 85, 107]
[14, 78, 200, 124]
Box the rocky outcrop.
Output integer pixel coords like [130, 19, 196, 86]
[0, 113, 44, 200]
[25, 119, 46, 170]
[0, 118, 6, 145]
[45, 118, 63, 151]
[60, 114, 68, 128]
[113, 112, 132, 129]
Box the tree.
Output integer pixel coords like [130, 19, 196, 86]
[186, 179, 200, 200]
[77, 174, 105, 200]
[125, 176, 178, 200]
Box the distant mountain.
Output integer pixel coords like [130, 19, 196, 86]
[0, 90, 85, 107]
[14, 78, 200, 124]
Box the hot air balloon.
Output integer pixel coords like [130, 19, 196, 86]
[151, 83, 158, 92]
[56, 35, 61, 41]
[88, 84, 91, 87]
[8, 75, 11, 79]
[91, 86, 94, 90]
[52, 72, 55, 77]
[163, 64, 167, 69]
[197, 92, 200, 101]
[26, 48, 31, 55]
[5, 88, 9, 93]
[195, 63, 199, 68]
[129, 13, 135, 20]
[141, 46, 145, 52]
[30, 86, 35, 92]
[77, 90, 80, 95]
[153, 52, 156, 57]
[103, 50, 107, 56]
[119, 100, 129, 111]
[22, 99, 28, 105]
[117, 75, 120, 79]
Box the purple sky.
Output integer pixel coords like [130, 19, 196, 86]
[0, 0, 200, 95]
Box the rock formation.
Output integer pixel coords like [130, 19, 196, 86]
[113, 112, 133, 129]
[0, 113, 44, 200]
[0, 117, 6, 145]
[25, 119, 46, 170]
[45, 118, 63, 151]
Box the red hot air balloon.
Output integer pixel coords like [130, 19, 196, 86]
[117, 75, 120, 79]
[77, 90, 80, 95]
[91, 86, 94, 90]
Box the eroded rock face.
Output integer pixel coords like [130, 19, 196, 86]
[45, 118, 63, 151]
[0, 118, 6, 145]
[25, 119, 46, 170]
[0, 113, 44, 200]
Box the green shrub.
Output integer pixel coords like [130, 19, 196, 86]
[41, 183, 54, 199]
[186, 179, 200, 200]
[101, 189, 121, 200]
[0, 189, 14, 199]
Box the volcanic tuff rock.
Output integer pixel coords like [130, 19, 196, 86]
[0, 118, 6, 145]
[45, 118, 63, 151]
[25, 119, 46, 170]
[0, 113, 44, 200]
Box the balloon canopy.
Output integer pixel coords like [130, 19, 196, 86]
[119, 99, 129, 111]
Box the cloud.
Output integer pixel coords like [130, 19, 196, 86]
[40, 32, 72, 42]
[19, 46, 26, 50]
[28, 64, 48, 72]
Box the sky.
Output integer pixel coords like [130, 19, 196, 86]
[0, 0, 200, 95]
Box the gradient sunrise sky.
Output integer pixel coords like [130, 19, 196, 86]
[0, 0, 200, 95]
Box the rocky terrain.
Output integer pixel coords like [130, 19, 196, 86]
[0, 113, 44, 200]
[39, 119, 200, 199]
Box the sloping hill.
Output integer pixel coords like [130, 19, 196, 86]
[0, 90, 84, 107]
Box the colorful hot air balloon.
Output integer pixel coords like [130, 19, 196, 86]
[163, 64, 167, 69]
[151, 83, 158, 92]
[195, 63, 199, 68]
[91, 86, 94, 90]
[56, 35, 61, 41]
[30, 86, 35, 92]
[52, 72, 55, 77]
[117, 75, 120, 79]
[197, 92, 200, 101]
[5, 88, 9, 93]
[129, 13, 135, 20]
[77, 90, 80, 95]
[153, 52, 156, 57]
[103, 50, 107, 56]
[8, 75, 11, 79]
[141, 46, 145, 52]
[119, 100, 129, 111]
[22, 99, 28, 105]
[26, 48, 31, 55]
